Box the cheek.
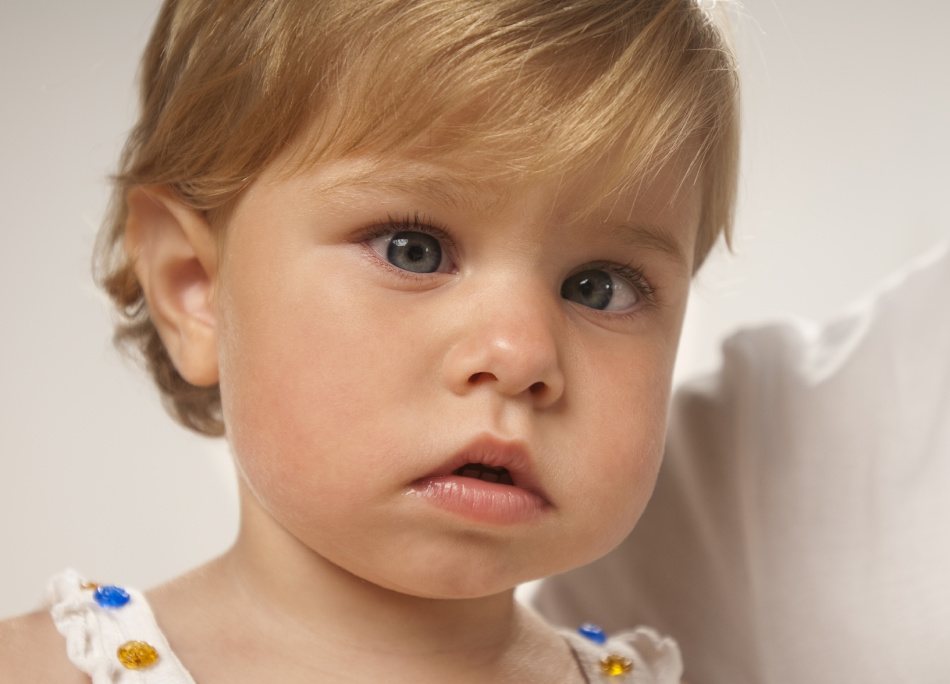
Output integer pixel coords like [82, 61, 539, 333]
[216, 282, 370, 504]
[586, 336, 673, 456]
[215, 261, 438, 524]
[564, 341, 673, 554]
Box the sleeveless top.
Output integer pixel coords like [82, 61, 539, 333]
[48, 570, 682, 683]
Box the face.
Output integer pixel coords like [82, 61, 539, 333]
[214, 146, 701, 598]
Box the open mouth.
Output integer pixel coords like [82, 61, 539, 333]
[452, 463, 515, 486]
[407, 438, 551, 523]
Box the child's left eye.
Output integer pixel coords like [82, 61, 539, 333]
[560, 268, 643, 312]
[368, 230, 455, 274]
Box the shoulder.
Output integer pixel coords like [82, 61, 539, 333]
[0, 610, 89, 683]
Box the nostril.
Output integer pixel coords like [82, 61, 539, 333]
[465, 374, 548, 395]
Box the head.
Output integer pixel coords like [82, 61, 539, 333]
[96, 0, 739, 596]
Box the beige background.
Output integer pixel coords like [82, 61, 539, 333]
[2, 0, 948, 619]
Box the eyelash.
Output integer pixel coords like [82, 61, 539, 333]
[582, 260, 658, 306]
[361, 213, 455, 250]
[358, 213, 659, 311]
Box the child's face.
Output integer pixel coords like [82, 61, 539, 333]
[213, 144, 701, 598]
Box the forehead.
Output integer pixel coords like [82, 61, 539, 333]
[265, 143, 700, 273]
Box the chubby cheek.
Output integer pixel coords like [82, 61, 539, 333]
[557, 340, 674, 566]
[215, 268, 411, 533]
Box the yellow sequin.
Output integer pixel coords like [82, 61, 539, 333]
[599, 654, 633, 676]
[117, 641, 159, 670]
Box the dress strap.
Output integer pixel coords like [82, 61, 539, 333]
[47, 569, 197, 684]
[561, 625, 683, 683]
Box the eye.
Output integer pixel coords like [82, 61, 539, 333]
[368, 231, 452, 274]
[561, 268, 640, 312]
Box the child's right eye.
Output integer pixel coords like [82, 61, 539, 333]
[368, 230, 455, 274]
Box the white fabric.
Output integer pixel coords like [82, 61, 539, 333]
[48, 570, 681, 682]
[563, 627, 683, 683]
[48, 570, 196, 684]
[534, 242, 950, 684]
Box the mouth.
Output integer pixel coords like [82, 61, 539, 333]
[419, 435, 542, 494]
[406, 436, 551, 524]
[452, 463, 515, 486]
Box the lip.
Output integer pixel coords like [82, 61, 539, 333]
[406, 436, 552, 525]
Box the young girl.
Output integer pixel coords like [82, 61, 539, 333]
[0, 0, 738, 682]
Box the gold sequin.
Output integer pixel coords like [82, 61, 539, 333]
[79, 581, 99, 590]
[599, 654, 633, 676]
[117, 641, 159, 670]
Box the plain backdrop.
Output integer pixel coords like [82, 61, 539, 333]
[1, 0, 948, 619]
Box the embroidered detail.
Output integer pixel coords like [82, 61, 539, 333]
[599, 653, 633, 676]
[94, 585, 131, 608]
[117, 640, 160, 669]
[578, 622, 608, 645]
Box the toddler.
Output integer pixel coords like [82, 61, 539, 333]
[0, 0, 738, 682]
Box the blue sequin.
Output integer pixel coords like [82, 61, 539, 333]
[578, 622, 607, 645]
[94, 585, 131, 609]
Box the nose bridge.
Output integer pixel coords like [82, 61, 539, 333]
[442, 271, 565, 402]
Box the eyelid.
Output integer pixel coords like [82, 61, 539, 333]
[360, 213, 457, 252]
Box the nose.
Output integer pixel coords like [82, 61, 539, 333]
[441, 280, 565, 408]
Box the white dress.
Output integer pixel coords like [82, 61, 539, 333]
[48, 569, 682, 683]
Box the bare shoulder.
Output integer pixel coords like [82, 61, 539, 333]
[0, 610, 89, 684]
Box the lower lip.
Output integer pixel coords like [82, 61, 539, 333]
[406, 476, 550, 525]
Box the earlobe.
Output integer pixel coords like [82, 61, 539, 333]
[125, 186, 220, 387]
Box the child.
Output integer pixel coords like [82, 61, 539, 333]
[0, 0, 738, 682]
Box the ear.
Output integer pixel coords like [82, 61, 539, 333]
[125, 186, 220, 387]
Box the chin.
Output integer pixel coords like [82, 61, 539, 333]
[355, 551, 539, 601]
[383, 568, 521, 600]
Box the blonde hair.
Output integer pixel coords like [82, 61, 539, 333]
[95, 0, 740, 436]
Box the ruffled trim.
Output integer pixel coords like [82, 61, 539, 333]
[47, 569, 195, 684]
[562, 626, 683, 683]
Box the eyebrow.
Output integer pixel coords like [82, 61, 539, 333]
[607, 222, 690, 270]
[320, 167, 511, 214]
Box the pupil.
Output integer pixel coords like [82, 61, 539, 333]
[387, 231, 442, 273]
[561, 269, 614, 310]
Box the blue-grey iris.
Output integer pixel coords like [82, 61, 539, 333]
[561, 270, 615, 310]
[387, 231, 442, 273]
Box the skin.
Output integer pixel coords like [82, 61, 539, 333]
[0, 144, 700, 683]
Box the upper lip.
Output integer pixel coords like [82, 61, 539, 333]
[413, 435, 550, 503]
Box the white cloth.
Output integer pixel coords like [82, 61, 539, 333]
[564, 627, 682, 683]
[48, 569, 681, 683]
[534, 242, 950, 684]
[48, 570, 196, 684]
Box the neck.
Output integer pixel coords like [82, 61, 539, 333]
[229, 495, 519, 653]
[162, 485, 572, 684]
